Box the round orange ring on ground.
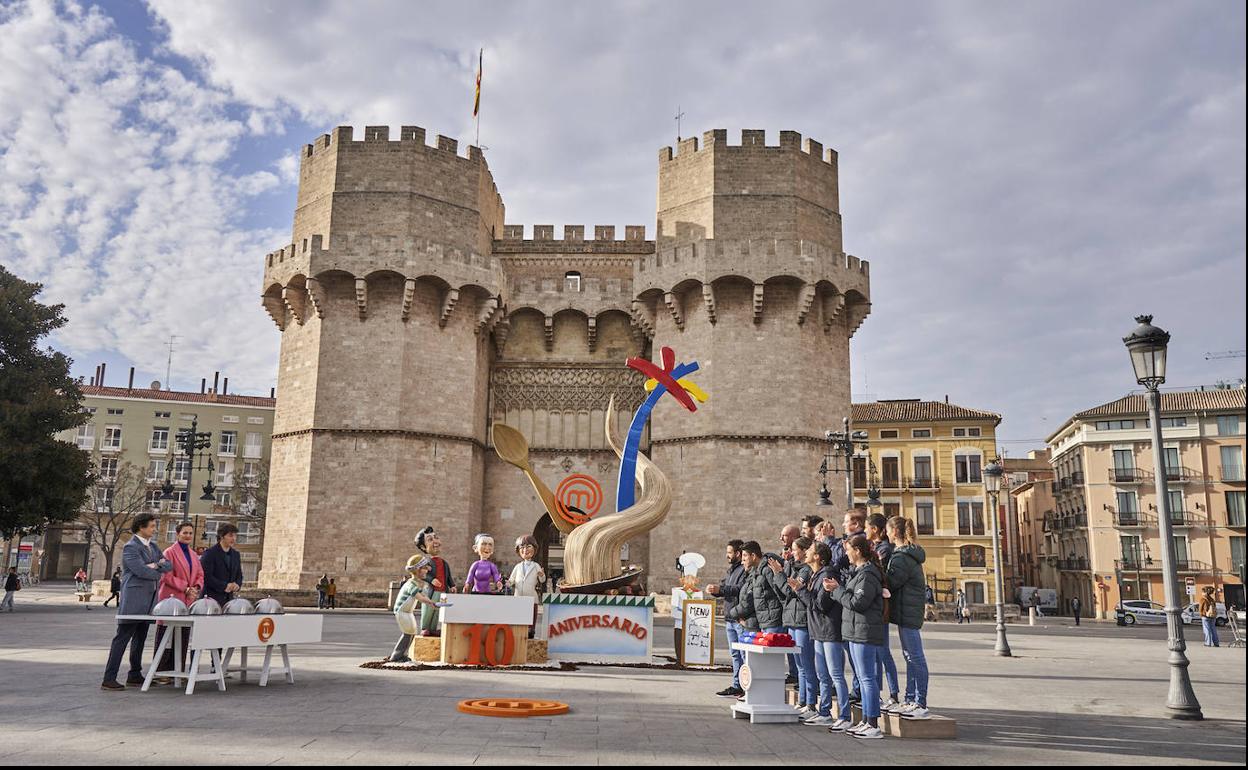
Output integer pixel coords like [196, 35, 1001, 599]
[457, 698, 571, 718]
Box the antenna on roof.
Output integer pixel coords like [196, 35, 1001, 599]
[165, 335, 180, 391]
[674, 105, 685, 143]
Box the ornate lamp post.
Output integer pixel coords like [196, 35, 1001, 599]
[983, 458, 1012, 657]
[1123, 314, 1202, 720]
[819, 417, 870, 512]
[159, 417, 216, 545]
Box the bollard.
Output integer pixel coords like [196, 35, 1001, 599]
[1029, 607, 1036, 626]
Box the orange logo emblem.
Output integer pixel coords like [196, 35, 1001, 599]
[456, 699, 570, 718]
[555, 474, 603, 524]
[257, 617, 276, 643]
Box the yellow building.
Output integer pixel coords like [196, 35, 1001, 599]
[851, 400, 1002, 605]
[1046, 387, 1246, 617]
[46, 378, 275, 583]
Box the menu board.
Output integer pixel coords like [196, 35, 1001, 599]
[680, 599, 716, 667]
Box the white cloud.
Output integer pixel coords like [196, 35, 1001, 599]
[0, 1, 282, 394]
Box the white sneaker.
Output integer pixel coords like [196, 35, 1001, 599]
[901, 705, 931, 720]
[827, 718, 853, 732]
[896, 701, 918, 714]
[803, 715, 834, 726]
[851, 724, 884, 739]
[882, 697, 903, 713]
[847, 721, 870, 735]
[796, 705, 814, 717]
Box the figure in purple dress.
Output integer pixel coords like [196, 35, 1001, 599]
[463, 534, 503, 594]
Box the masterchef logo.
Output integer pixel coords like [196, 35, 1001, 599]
[547, 614, 648, 640]
[257, 617, 276, 643]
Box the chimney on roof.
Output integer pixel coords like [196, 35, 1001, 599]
[212, 371, 219, 395]
[945, 394, 949, 404]
[200, 378, 206, 394]
[127, 367, 135, 390]
[99, 363, 106, 387]
[222, 377, 228, 395]
[270, 387, 275, 398]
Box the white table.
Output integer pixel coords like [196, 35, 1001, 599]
[729, 642, 800, 723]
[117, 614, 323, 695]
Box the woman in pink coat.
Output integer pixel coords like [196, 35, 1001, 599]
[154, 521, 204, 679]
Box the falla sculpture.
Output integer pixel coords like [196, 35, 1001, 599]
[492, 346, 708, 593]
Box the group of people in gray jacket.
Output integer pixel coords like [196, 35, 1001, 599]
[705, 508, 931, 740]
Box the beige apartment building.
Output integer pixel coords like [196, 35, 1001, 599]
[1046, 388, 1246, 618]
[45, 378, 275, 582]
[1004, 449, 1055, 596]
[850, 400, 1003, 605]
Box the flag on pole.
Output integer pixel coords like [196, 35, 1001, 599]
[473, 48, 482, 118]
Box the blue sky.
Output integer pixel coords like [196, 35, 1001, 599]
[0, 0, 1244, 452]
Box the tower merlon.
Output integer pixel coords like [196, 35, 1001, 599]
[657, 129, 837, 165]
[300, 124, 485, 164]
[495, 225, 650, 243]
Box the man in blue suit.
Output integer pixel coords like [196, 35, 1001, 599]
[101, 513, 172, 690]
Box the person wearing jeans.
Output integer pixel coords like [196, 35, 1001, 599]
[1199, 587, 1221, 647]
[885, 515, 932, 719]
[793, 541, 849, 728]
[770, 536, 814, 711]
[866, 513, 901, 708]
[707, 539, 747, 697]
[827, 536, 887, 738]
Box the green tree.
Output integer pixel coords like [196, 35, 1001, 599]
[0, 265, 93, 562]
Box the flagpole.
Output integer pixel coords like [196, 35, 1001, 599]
[474, 48, 482, 149]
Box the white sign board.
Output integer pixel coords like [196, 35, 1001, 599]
[681, 599, 715, 667]
[440, 593, 535, 626]
[543, 596, 653, 663]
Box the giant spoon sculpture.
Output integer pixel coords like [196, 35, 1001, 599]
[491, 346, 708, 592]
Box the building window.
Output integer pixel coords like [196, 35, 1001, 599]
[1228, 492, 1247, 527]
[146, 459, 167, 483]
[957, 501, 985, 536]
[1167, 490, 1184, 516]
[913, 456, 933, 486]
[883, 502, 901, 517]
[247, 416, 264, 425]
[242, 461, 259, 482]
[97, 486, 115, 511]
[1231, 537, 1245, 574]
[102, 425, 123, 450]
[216, 490, 233, 508]
[146, 490, 164, 512]
[916, 502, 935, 535]
[564, 271, 582, 292]
[173, 458, 190, 483]
[243, 432, 263, 459]
[1172, 535, 1189, 566]
[170, 490, 187, 513]
[881, 456, 900, 488]
[1220, 446, 1244, 482]
[75, 422, 95, 450]
[953, 427, 982, 438]
[955, 454, 982, 484]
[1112, 449, 1135, 480]
[99, 457, 118, 481]
[1162, 447, 1181, 478]
[107, 408, 124, 415]
[223, 415, 240, 424]
[1159, 417, 1187, 428]
[852, 456, 868, 489]
[1116, 491, 1138, 515]
[155, 411, 171, 419]
[880, 429, 899, 439]
[1096, 420, 1137, 431]
[912, 429, 931, 438]
[216, 460, 234, 487]
[179, 413, 195, 421]
[964, 582, 985, 604]
[1121, 535, 1143, 565]
[150, 427, 169, 451]
[219, 431, 237, 456]
[959, 545, 987, 568]
[1217, 415, 1240, 436]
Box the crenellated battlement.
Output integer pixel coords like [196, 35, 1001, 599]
[302, 124, 487, 164]
[657, 129, 838, 166]
[497, 224, 650, 242]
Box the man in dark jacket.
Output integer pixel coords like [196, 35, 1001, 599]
[728, 542, 784, 633]
[200, 523, 244, 605]
[103, 568, 121, 608]
[707, 539, 746, 697]
[1071, 596, 1082, 626]
[101, 513, 173, 689]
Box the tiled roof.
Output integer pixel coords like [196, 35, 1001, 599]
[1074, 388, 1246, 419]
[851, 400, 1001, 424]
[82, 385, 275, 409]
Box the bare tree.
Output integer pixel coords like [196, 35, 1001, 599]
[84, 458, 153, 576]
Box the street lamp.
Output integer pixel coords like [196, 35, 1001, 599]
[1123, 314, 1202, 720]
[159, 417, 216, 545]
[819, 418, 870, 512]
[983, 459, 1012, 657]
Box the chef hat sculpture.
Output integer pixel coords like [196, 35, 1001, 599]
[677, 552, 706, 578]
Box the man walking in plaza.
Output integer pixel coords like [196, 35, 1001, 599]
[2, 566, 18, 611]
[200, 523, 243, 605]
[101, 513, 172, 690]
[706, 539, 746, 698]
[1071, 596, 1082, 627]
[102, 568, 121, 608]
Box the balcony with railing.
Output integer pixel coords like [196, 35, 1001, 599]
[1109, 467, 1149, 484]
[904, 476, 941, 490]
[1058, 558, 1090, 571]
[1112, 510, 1150, 528]
[1049, 481, 1060, 495]
[1116, 558, 1213, 573]
[1043, 512, 1061, 532]
[1165, 509, 1199, 527]
[1071, 471, 1085, 486]
[1163, 466, 1198, 484]
[881, 476, 902, 490]
[1221, 465, 1246, 483]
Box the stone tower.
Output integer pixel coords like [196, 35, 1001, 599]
[259, 125, 505, 591]
[257, 124, 869, 596]
[635, 129, 871, 586]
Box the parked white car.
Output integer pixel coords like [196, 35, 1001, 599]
[1118, 600, 1167, 625]
[1181, 602, 1228, 626]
